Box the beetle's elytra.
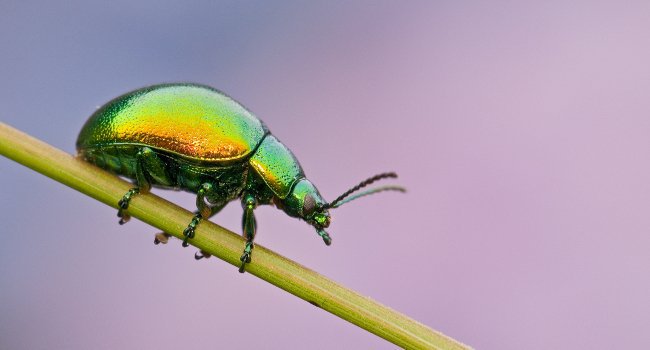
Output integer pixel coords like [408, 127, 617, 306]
[77, 83, 404, 272]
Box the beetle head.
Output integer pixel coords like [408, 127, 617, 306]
[280, 179, 331, 229]
[279, 173, 405, 246]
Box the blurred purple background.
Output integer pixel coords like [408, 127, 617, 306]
[1, 1, 649, 349]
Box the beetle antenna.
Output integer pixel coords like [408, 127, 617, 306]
[329, 185, 406, 208]
[326, 172, 404, 209]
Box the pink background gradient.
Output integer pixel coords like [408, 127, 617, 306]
[1, 2, 649, 349]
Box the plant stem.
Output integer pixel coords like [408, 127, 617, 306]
[0, 122, 470, 350]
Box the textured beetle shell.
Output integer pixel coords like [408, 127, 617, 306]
[249, 135, 304, 198]
[76, 83, 267, 163]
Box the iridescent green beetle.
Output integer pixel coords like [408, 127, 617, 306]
[77, 83, 404, 272]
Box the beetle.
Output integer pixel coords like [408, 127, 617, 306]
[76, 83, 404, 272]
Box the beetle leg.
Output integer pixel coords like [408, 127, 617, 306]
[154, 199, 226, 261]
[194, 250, 211, 260]
[239, 194, 258, 273]
[191, 200, 227, 259]
[117, 148, 155, 224]
[181, 183, 223, 248]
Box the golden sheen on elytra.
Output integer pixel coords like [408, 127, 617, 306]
[77, 85, 264, 161]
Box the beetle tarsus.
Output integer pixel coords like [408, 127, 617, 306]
[238, 252, 251, 273]
[238, 242, 254, 273]
[117, 188, 139, 225]
[182, 214, 202, 247]
[238, 256, 250, 273]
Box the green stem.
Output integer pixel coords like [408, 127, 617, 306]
[0, 122, 470, 350]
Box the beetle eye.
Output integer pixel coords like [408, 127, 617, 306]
[314, 213, 328, 226]
[303, 193, 316, 216]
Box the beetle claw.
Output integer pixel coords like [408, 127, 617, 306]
[195, 250, 211, 260]
[154, 232, 170, 245]
[118, 216, 129, 225]
[117, 210, 130, 225]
